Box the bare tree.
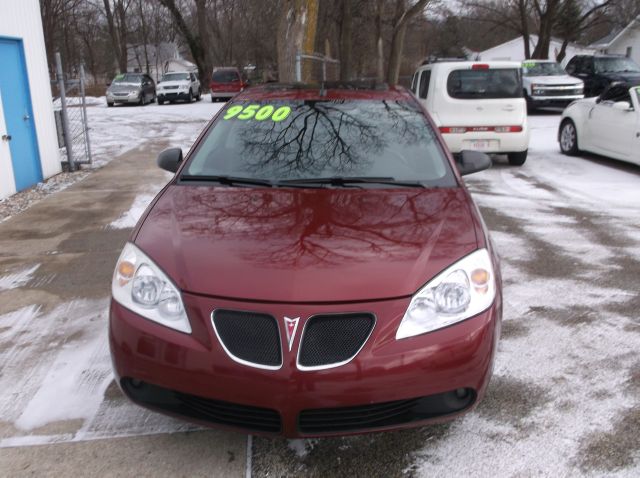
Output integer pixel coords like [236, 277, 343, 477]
[101, 0, 132, 72]
[157, 0, 212, 84]
[277, 0, 320, 82]
[386, 0, 432, 84]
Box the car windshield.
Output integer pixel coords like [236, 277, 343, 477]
[112, 73, 142, 85]
[183, 99, 455, 187]
[162, 73, 190, 82]
[212, 70, 239, 82]
[594, 57, 640, 73]
[522, 61, 565, 76]
[447, 68, 522, 99]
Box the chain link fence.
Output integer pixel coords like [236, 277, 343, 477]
[295, 52, 340, 83]
[52, 52, 92, 171]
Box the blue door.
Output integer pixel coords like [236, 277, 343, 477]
[0, 38, 42, 191]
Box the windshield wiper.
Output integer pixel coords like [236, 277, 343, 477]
[278, 176, 426, 188]
[180, 175, 274, 187]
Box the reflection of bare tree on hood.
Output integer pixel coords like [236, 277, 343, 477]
[238, 100, 430, 179]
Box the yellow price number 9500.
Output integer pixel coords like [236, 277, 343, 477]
[223, 104, 291, 122]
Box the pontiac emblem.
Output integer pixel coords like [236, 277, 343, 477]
[284, 317, 300, 351]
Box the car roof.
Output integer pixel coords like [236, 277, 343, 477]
[236, 82, 413, 102]
[417, 60, 521, 70]
[574, 54, 629, 58]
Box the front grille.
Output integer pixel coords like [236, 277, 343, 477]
[298, 389, 476, 434]
[121, 378, 281, 433]
[535, 88, 582, 96]
[212, 309, 282, 368]
[298, 313, 375, 368]
[164, 85, 179, 90]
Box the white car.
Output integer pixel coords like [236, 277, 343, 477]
[559, 82, 640, 165]
[157, 71, 201, 104]
[411, 60, 530, 165]
[522, 60, 584, 111]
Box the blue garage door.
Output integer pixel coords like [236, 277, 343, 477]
[0, 38, 42, 191]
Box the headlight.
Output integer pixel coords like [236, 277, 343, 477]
[396, 249, 496, 339]
[129, 90, 139, 97]
[112, 243, 191, 333]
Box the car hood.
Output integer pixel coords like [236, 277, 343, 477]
[526, 75, 582, 85]
[601, 71, 640, 82]
[134, 186, 479, 302]
[108, 83, 141, 93]
[159, 80, 190, 88]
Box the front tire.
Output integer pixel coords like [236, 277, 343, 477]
[559, 119, 579, 156]
[107, 101, 114, 107]
[196, 88, 202, 101]
[187, 90, 193, 103]
[508, 150, 527, 166]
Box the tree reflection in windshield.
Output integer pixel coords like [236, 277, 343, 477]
[186, 99, 451, 184]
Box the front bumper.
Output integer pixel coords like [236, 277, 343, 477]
[210, 90, 239, 98]
[109, 292, 501, 437]
[107, 93, 141, 104]
[530, 94, 584, 107]
[158, 91, 191, 101]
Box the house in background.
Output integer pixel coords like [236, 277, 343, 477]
[127, 42, 196, 81]
[0, 0, 60, 200]
[590, 16, 640, 66]
[468, 35, 594, 66]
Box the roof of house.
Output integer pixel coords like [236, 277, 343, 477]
[590, 16, 640, 49]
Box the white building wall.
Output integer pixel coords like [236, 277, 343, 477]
[607, 24, 640, 66]
[0, 0, 61, 199]
[478, 36, 595, 66]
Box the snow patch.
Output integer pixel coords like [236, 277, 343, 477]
[108, 192, 157, 229]
[0, 264, 40, 291]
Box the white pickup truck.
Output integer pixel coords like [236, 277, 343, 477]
[522, 60, 584, 111]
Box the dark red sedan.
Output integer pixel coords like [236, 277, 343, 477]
[110, 82, 502, 437]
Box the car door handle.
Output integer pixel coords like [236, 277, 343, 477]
[2, 134, 11, 141]
[502, 106, 515, 112]
[23, 114, 30, 121]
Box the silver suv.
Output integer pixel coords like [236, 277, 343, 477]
[157, 71, 201, 104]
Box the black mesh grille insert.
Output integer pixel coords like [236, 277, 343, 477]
[121, 378, 281, 433]
[213, 309, 281, 367]
[298, 314, 375, 368]
[298, 389, 476, 434]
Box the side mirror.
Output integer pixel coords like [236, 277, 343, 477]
[157, 148, 183, 173]
[456, 150, 492, 176]
[612, 101, 632, 111]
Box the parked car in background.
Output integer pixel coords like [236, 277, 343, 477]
[565, 54, 640, 97]
[558, 81, 640, 165]
[411, 60, 529, 165]
[521, 60, 584, 111]
[109, 82, 503, 438]
[210, 67, 246, 102]
[106, 73, 156, 107]
[157, 71, 201, 104]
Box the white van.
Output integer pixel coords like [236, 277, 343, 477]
[411, 61, 530, 165]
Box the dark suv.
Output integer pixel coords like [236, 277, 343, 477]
[565, 54, 640, 97]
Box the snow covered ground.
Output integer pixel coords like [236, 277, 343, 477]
[1, 103, 639, 476]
